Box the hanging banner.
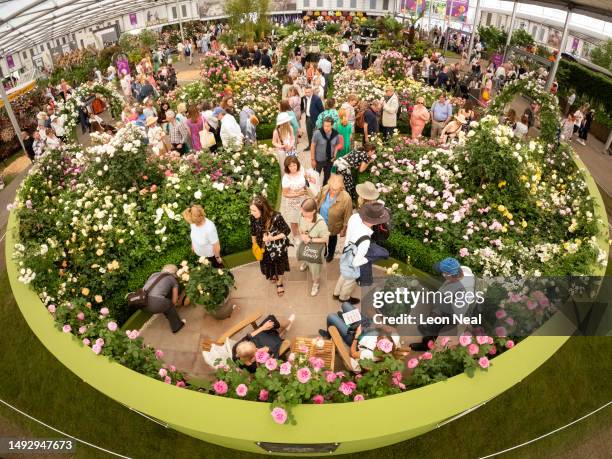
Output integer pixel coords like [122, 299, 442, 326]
[446, 0, 468, 21]
[6, 54, 14, 69]
[571, 37, 579, 52]
[401, 0, 428, 15]
[129, 13, 138, 26]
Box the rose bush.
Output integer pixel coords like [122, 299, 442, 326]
[199, 52, 235, 93]
[228, 67, 281, 124]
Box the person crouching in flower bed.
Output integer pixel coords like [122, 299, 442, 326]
[142, 265, 186, 334]
[250, 195, 291, 297]
[232, 314, 295, 373]
[182, 204, 224, 268]
[333, 143, 376, 199]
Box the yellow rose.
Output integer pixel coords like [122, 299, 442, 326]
[94, 295, 103, 303]
[82, 287, 90, 296]
[497, 205, 506, 213]
[96, 248, 104, 256]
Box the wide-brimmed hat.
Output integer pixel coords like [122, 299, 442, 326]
[359, 202, 389, 225]
[276, 112, 292, 126]
[454, 114, 467, 124]
[356, 181, 380, 201]
[146, 116, 158, 127]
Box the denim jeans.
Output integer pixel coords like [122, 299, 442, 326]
[326, 303, 357, 346]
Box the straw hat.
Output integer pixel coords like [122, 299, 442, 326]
[146, 116, 158, 127]
[355, 181, 380, 201]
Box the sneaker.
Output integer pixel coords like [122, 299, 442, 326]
[341, 297, 360, 305]
[299, 262, 308, 272]
[318, 328, 331, 339]
[310, 283, 320, 296]
[332, 294, 340, 301]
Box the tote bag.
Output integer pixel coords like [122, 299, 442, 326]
[200, 129, 216, 149]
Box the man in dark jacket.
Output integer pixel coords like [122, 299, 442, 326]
[252, 45, 262, 66]
[261, 49, 273, 69]
[21, 131, 35, 161]
[301, 85, 324, 150]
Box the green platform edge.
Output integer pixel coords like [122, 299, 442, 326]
[5, 154, 608, 456]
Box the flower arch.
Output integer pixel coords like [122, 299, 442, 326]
[488, 75, 561, 144]
[59, 82, 124, 139]
[276, 31, 342, 74]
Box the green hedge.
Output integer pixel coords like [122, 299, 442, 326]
[257, 122, 275, 140]
[383, 232, 451, 274]
[557, 60, 612, 117]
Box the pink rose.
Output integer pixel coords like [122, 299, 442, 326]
[176, 381, 186, 388]
[376, 338, 394, 353]
[78, 326, 87, 334]
[169, 365, 176, 372]
[100, 307, 110, 316]
[325, 371, 337, 383]
[47, 304, 56, 313]
[77, 311, 85, 321]
[259, 389, 269, 401]
[312, 394, 325, 404]
[308, 357, 324, 370]
[505, 317, 515, 326]
[255, 349, 270, 364]
[526, 300, 538, 310]
[487, 336, 494, 344]
[353, 394, 365, 401]
[155, 349, 164, 359]
[420, 352, 433, 360]
[476, 335, 489, 345]
[438, 336, 450, 347]
[107, 321, 118, 331]
[495, 309, 507, 319]
[213, 380, 228, 394]
[478, 357, 490, 369]
[287, 352, 296, 362]
[126, 330, 139, 340]
[279, 362, 292, 375]
[459, 247, 469, 257]
[265, 358, 278, 371]
[427, 340, 435, 350]
[459, 334, 472, 346]
[489, 345, 497, 355]
[92, 344, 102, 354]
[467, 343, 479, 355]
[95, 338, 104, 346]
[236, 383, 248, 397]
[495, 326, 507, 337]
[83, 338, 91, 346]
[62, 324, 71, 333]
[407, 358, 419, 369]
[271, 407, 288, 424]
[339, 382, 354, 396]
[298, 344, 309, 354]
[505, 340, 515, 349]
[164, 376, 172, 384]
[159, 368, 168, 378]
[297, 367, 312, 384]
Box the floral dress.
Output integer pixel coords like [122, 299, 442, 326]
[334, 150, 369, 199]
[251, 212, 291, 280]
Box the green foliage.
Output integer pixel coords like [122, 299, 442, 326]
[225, 0, 270, 43]
[556, 59, 612, 120]
[179, 261, 235, 313]
[257, 122, 275, 140]
[589, 39, 612, 71]
[324, 23, 341, 36]
[477, 25, 507, 53]
[510, 29, 535, 48]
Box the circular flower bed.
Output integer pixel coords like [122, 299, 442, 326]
[228, 67, 281, 124]
[59, 82, 124, 138]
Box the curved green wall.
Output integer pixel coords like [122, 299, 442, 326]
[5, 154, 608, 455]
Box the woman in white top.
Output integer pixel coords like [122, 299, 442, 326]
[280, 156, 307, 239]
[272, 112, 296, 174]
[182, 205, 223, 268]
[513, 114, 529, 139]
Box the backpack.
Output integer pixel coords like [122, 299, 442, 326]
[355, 110, 366, 129]
[339, 235, 371, 280]
[126, 272, 172, 309]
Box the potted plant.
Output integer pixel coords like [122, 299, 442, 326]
[177, 259, 236, 319]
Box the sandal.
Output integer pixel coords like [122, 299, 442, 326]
[276, 283, 285, 297]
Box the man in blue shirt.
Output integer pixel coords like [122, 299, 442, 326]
[430, 93, 453, 140]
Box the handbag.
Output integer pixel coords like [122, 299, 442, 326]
[252, 242, 264, 261]
[199, 129, 216, 149]
[126, 272, 172, 309]
[296, 220, 326, 264]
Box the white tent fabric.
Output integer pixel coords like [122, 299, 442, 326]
[0, 0, 611, 56]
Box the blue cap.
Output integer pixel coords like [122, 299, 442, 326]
[436, 257, 461, 276]
[212, 107, 224, 117]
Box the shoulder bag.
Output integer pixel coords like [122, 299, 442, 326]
[126, 272, 172, 309]
[296, 219, 326, 264]
[200, 128, 216, 149]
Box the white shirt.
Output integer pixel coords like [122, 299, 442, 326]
[304, 96, 312, 117]
[220, 114, 243, 150]
[318, 58, 332, 75]
[514, 122, 528, 138]
[51, 119, 65, 137]
[495, 66, 506, 78]
[190, 220, 219, 258]
[343, 213, 373, 267]
[282, 170, 305, 191]
[567, 93, 576, 106]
